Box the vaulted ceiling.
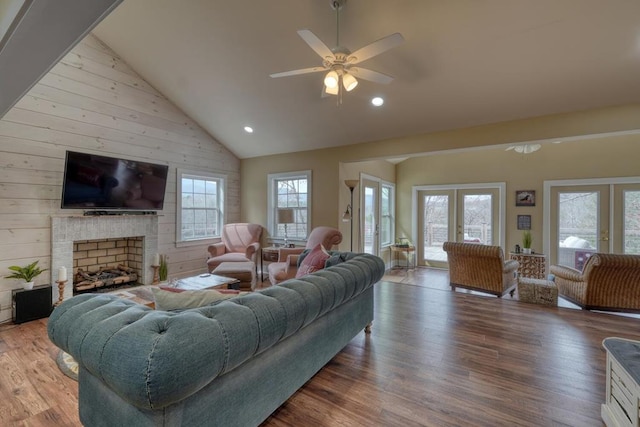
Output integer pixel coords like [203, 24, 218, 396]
[4, 1, 640, 159]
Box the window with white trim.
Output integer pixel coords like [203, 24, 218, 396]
[268, 171, 311, 241]
[380, 182, 395, 246]
[177, 169, 226, 243]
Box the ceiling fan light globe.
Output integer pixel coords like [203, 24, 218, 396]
[343, 73, 358, 91]
[324, 71, 339, 88]
[325, 84, 339, 95]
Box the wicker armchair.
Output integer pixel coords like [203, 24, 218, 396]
[443, 242, 519, 297]
[550, 253, 640, 312]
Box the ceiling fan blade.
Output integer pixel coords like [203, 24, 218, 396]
[349, 67, 394, 84]
[348, 33, 404, 64]
[270, 66, 326, 78]
[297, 29, 335, 60]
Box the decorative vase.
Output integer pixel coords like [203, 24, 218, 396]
[23, 281, 34, 290]
[522, 248, 532, 255]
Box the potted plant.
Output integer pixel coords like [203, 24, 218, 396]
[159, 254, 168, 282]
[522, 231, 532, 254]
[5, 260, 47, 290]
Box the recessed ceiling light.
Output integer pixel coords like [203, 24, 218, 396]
[371, 97, 384, 107]
[244, 126, 254, 133]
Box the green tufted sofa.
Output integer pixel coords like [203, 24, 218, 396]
[48, 252, 384, 426]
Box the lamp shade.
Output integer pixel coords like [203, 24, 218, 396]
[324, 70, 339, 88]
[344, 179, 359, 190]
[324, 84, 339, 95]
[277, 208, 294, 224]
[342, 73, 358, 91]
[342, 206, 351, 222]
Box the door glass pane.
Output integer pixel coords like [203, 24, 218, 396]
[558, 192, 598, 269]
[363, 187, 376, 254]
[624, 190, 640, 254]
[423, 195, 449, 262]
[462, 194, 492, 245]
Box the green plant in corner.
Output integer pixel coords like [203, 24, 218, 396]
[159, 255, 168, 282]
[522, 231, 532, 249]
[5, 260, 47, 288]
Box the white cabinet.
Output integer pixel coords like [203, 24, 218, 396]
[602, 338, 640, 427]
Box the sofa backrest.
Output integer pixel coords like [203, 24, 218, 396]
[443, 241, 506, 285]
[583, 253, 640, 282]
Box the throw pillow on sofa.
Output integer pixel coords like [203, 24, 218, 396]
[295, 244, 330, 278]
[151, 287, 241, 311]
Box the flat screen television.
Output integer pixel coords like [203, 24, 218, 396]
[60, 151, 169, 210]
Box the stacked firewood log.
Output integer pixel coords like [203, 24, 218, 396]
[74, 264, 138, 292]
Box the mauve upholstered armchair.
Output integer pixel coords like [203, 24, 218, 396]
[206, 223, 262, 272]
[550, 253, 640, 312]
[443, 241, 519, 297]
[268, 226, 342, 285]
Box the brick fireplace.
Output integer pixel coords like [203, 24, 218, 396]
[51, 215, 159, 303]
[72, 237, 143, 293]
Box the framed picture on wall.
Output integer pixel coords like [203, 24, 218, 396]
[517, 215, 532, 230]
[516, 190, 535, 206]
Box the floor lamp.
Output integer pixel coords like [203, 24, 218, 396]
[342, 180, 359, 251]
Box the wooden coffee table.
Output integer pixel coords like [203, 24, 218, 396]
[172, 273, 240, 291]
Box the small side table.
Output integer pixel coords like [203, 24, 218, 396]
[517, 277, 557, 306]
[260, 246, 280, 282]
[510, 252, 546, 279]
[601, 337, 640, 427]
[391, 245, 415, 270]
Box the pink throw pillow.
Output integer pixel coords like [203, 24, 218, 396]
[295, 244, 329, 278]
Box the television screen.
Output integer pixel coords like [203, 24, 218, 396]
[61, 151, 169, 210]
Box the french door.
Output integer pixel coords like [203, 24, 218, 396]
[548, 182, 640, 269]
[361, 178, 380, 256]
[417, 186, 501, 268]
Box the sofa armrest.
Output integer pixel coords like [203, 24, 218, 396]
[207, 242, 226, 257]
[503, 259, 519, 274]
[48, 294, 255, 411]
[550, 264, 584, 282]
[245, 242, 260, 260]
[287, 254, 300, 266]
[277, 247, 304, 262]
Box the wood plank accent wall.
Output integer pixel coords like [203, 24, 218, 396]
[0, 33, 240, 322]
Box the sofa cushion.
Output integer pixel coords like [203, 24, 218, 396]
[151, 288, 240, 311]
[296, 244, 329, 278]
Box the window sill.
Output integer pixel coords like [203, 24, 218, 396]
[176, 238, 220, 248]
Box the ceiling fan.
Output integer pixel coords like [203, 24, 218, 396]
[505, 144, 542, 154]
[269, 0, 404, 101]
[505, 140, 563, 154]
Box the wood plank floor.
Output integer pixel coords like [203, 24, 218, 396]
[1, 269, 639, 426]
